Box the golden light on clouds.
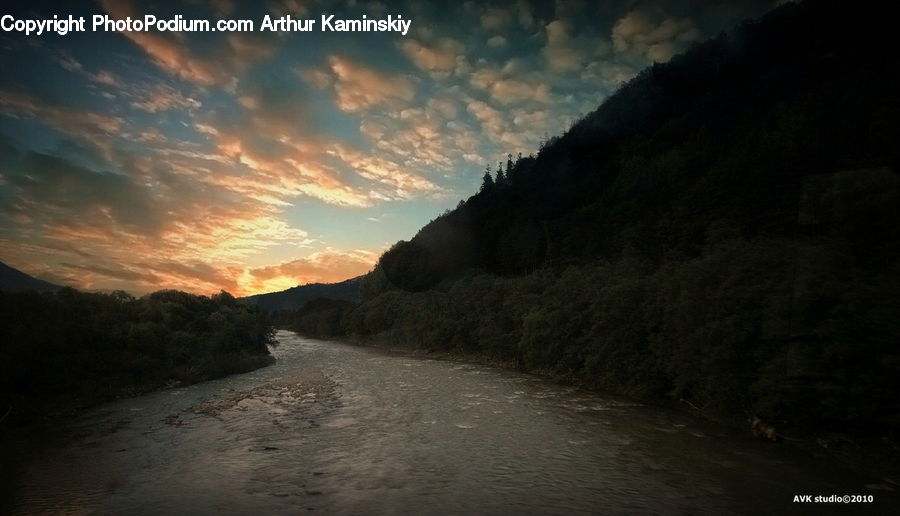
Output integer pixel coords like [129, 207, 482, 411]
[0, 0, 774, 296]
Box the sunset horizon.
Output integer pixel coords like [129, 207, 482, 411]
[0, 0, 775, 297]
[5, 1, 900, 513]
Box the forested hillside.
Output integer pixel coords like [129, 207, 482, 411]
[281, 0, 900, 448]
[244, 276, 361, 312]
[0, 261, 61, 293]
[0, 288, 275, 425]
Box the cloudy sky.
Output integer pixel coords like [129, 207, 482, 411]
[0, 0, 776, 296]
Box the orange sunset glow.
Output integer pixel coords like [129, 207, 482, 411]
[0, 0, 774, 296]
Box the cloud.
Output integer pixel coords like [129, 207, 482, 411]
[100, 0, 277, 86]
[101, 0, 218, 85]
[52, 53, 203, 114]
[0, 88, 124, 140]
[512, 109, 550, 128]
[91, 70, 123, 88]
[209, 0, 235, 17]
[543, 20, 586, 71]
[480, 8, 512, 31]
[190, 126, 375, 207]
[355, 100, 479, 173]
[329, 143, 441, 199]
[580, 61, 636, 89]
[267, 0, 308, 17]
[56, 54, 83, 72]
[183, 120, 375, 208]
[470, 67, 550, 105]
[0, 0, 766, 299]
[131, 84, 202, 112]
[4, 151, 164, 245]
[466, 99, 505, 144]
[61, 261, 162, 285]
[327, 56, 415, 112]
[611, 10, 701, 62]
[0, 141, 318, 292]
[194, 123, 219, 136]
[184, 99, 382, 207]
[295, 67, 332, 89]
[155, 69, 390, 209]
[150, 260, 241, 293]
[514, 0, 535, 28]
[399, 38, 465, 79]
[427, 95, 458, 119]
[242, 249, 378, 294]
[487, 36, 507, 48]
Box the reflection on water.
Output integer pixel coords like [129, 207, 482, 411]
[6, 331, 896, 515]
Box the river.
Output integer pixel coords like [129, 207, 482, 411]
[5, 331, 896, 515]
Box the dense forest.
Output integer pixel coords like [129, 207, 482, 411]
[0, 288, 275, 425]
[281, 0, 900, 453]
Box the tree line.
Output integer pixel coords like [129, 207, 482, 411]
[0, 288, 275, 425]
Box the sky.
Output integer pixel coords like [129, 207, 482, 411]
[0, 0, 777, 296]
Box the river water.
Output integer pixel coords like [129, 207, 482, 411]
[5, 331, 896, 515]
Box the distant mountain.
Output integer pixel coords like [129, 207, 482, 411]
[0, 261, 62, 293]
[372, 0, 900, 292]
[243, 276, 362, 312]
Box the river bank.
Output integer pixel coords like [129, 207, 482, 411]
[6, 331, 900, 515]
[311, 329, 900, 491]
[1, 353, 275, 430]
[0, 288, 277, 429]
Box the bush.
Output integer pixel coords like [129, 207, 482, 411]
[0, 288, 275, 424]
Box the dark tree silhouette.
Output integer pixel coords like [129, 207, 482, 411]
[0, 288, 275, 425]
[284, 0, 900, 449]
[480, 165, 495, 192]
[495, 161, 505, 184]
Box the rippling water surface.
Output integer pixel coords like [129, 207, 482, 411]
[6, 331, 896, 515]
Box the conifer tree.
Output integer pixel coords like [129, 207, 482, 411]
[480, 165, 494, 191]
[495, 161, 506, 184]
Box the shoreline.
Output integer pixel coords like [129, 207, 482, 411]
[0, 353, 275, 431]
[286, 329, 900, 488]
